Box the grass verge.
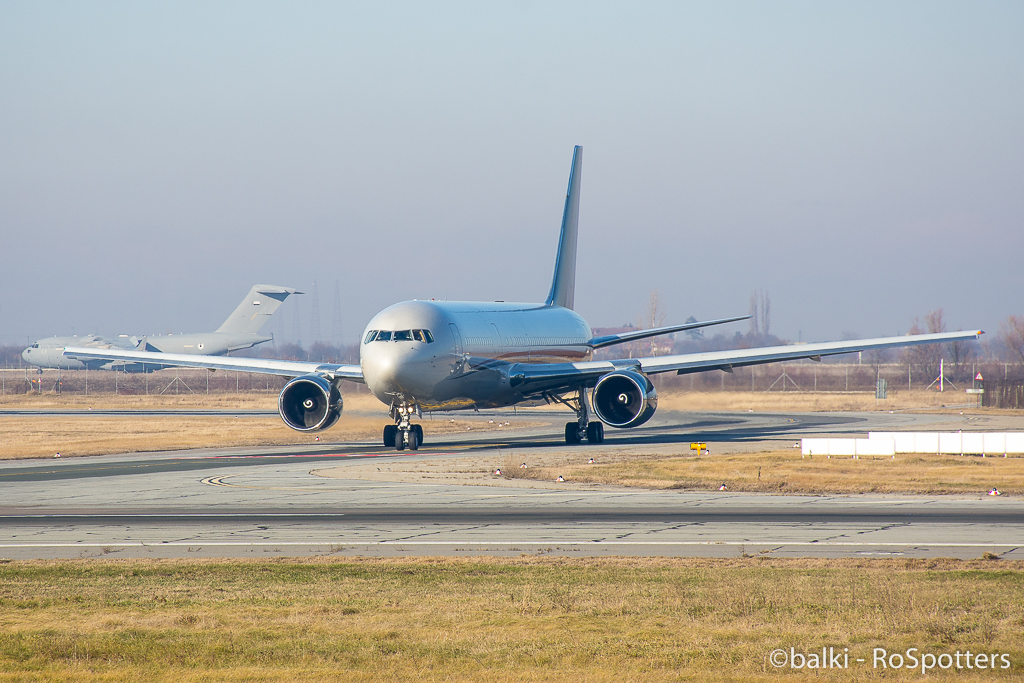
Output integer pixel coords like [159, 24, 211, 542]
[0, 557, 1021, 681]
[511, 450, 1024, 495]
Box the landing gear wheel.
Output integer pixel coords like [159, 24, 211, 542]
[383, 425, 397, 447]
[394, 428, 406, 451]
[586, 422, 604, 444]
[413, 424, 424, 447]
[408, 428, 420, 451]
[564, 422, 581, 445]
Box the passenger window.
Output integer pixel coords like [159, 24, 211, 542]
[423, 329, 434, 343]
[394, 330, 412, 342]
[376, 331, 392, 342]
[412, 330, 425, 343]
[364, 330, 379, 344]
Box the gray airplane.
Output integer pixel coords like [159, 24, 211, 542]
[67, 147, 982, 449]
[27, 284, 298, 371]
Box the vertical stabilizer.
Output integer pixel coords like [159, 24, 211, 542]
[216, 284, 301, 335]
[545, 145, 583, 309]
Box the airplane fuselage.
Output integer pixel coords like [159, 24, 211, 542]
[360, 300, 592, 410]
[23, 332, 272, 371]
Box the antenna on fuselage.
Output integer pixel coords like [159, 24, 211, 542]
[545, 145, 582, 310]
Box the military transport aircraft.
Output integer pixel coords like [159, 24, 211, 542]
[27, 284, 298, 371]
[65, 147, 982, 449]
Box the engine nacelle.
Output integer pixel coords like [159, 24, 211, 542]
[592, 369, 657, 428]
[278, 374, 343, 432]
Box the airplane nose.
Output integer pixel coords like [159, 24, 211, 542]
[21, 349, 31, 362]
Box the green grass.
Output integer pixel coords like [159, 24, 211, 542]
[0, 557, 1022, 681]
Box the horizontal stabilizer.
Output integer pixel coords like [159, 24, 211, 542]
[588, 315, 750, 349]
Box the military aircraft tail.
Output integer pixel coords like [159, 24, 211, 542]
[545, 145, 583, 310]
[216, 284, 301, 335]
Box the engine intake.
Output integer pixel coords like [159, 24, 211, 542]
[592, 370, 657, 428]
[278, 374, 343, 432]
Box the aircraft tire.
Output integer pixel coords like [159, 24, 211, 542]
[586, 422, 604, 444]
[564, 422, 581, 445]
[394, 429, 406, 451]
[408, 429, 420, 451]
[383, 425, 397, 447]
[413, 424, 424, 446]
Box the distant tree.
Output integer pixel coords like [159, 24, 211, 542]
[638, 290, 668, 356]
[641, 290, 666, 329]
[0, 345, 27, 368]
[999, 315, 1024, 368]
[946, 333, 976, 383]
[684, 316, 703, 340]
[902, 309, 945, 385]
[748, 290, 770, 339]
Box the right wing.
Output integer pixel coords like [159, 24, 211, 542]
[62, 346, 364, 382]
[509, 329, 983, 394]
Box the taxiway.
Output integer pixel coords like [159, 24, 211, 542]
[1, 409, 1020, 560]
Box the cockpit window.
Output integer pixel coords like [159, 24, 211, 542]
[30, 343, 39, 349]
[365, 329, 433, 343]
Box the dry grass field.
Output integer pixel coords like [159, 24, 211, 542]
[509, 450, 1024, 495]
[654, 389, 1000, 413]
[0, 394, 527, 460]
[0, 556, 1021, 682]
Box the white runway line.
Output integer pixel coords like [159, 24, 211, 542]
[0, 542, 1018, 548]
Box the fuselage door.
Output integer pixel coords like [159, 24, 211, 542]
[490, 322, 504, 359]
[448, 322, 463, 355]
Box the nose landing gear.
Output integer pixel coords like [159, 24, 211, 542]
[384, 400, 424, 450]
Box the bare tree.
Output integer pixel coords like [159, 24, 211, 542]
[638, 290, 668, 355]
[760, 290, 771, 337]
[749, 292, 759, 336]
[946, 334, 975, 383]
[902, 309, 945, 385]
[999, 315, 1024, 367]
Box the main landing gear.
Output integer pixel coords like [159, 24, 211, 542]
[384, 400, 423, 451]
[549, 386, 604, 445]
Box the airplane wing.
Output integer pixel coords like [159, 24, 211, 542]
[587, 315, 750, 349]
[509, 329, 983, 394]
[62, 347, 364, 382]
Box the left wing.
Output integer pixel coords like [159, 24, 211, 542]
[63, 346, 364, 382]
[510, 329, 983, 394]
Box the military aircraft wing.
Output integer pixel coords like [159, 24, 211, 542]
[62, 347, 364, 382]
[509, 329, 983, 394]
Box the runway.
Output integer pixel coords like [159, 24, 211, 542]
[1, 409, 1021, 560]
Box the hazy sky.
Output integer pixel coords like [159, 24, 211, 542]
[2, 2, 1021, 346]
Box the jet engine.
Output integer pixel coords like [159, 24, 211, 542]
[278, 374, 343, 432]
[592, 369, 657, 428]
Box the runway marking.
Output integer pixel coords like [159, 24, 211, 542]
[201, 475, 334, 491]
[0, 542, 1017, 548]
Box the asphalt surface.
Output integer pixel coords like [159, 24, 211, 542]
[1, 408, 1021, 560]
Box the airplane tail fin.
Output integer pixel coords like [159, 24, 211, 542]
[545, 145, 583, 309]
[216, 284, 301, 335]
